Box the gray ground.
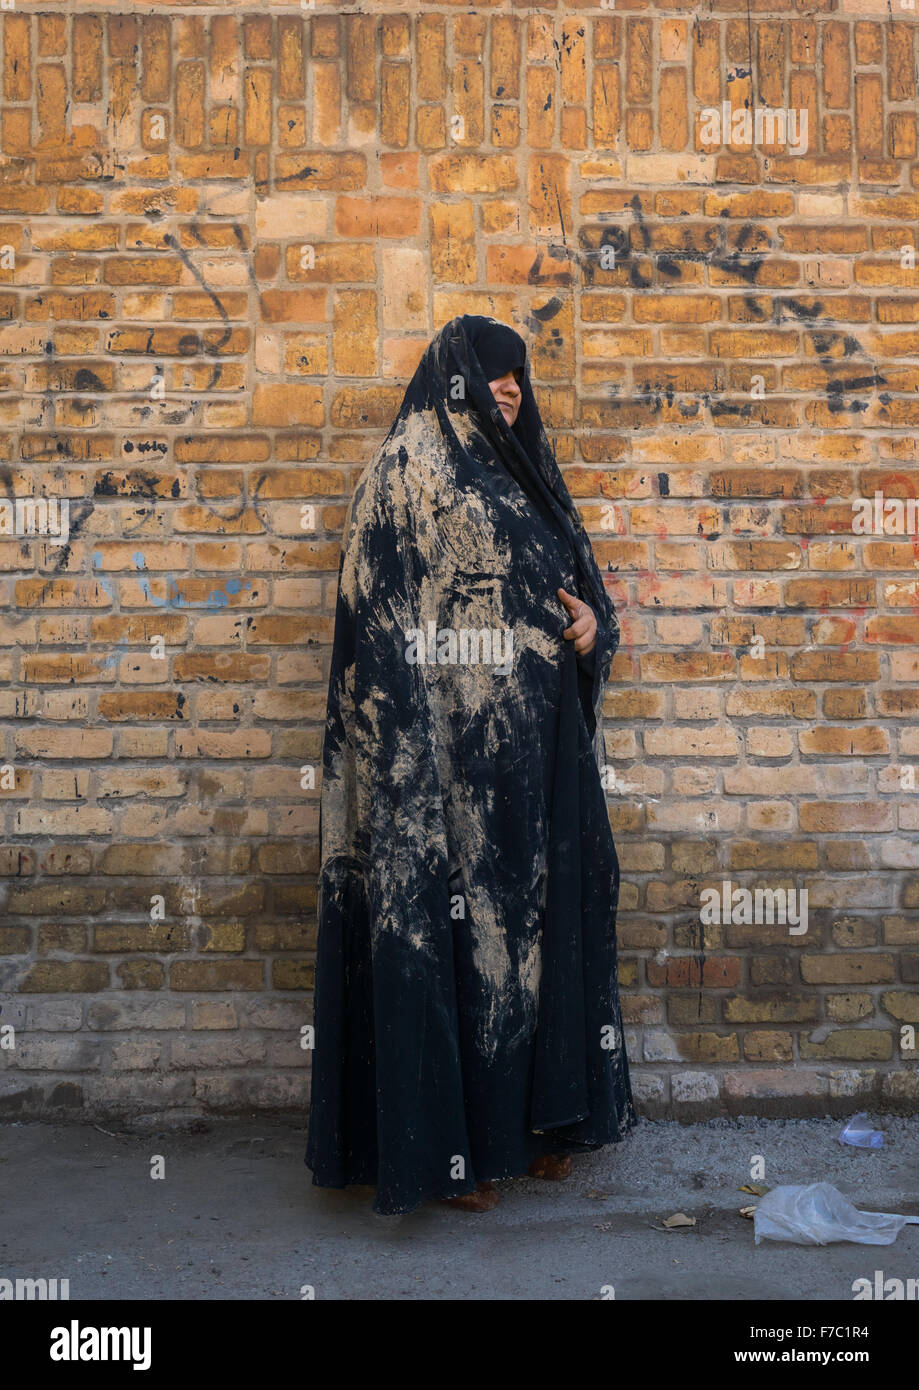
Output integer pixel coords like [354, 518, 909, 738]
[3, 1115, 917, 1300]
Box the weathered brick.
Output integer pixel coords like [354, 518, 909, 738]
[21, 962, 110, 994]
[170, 961, 264, 992]
[0, 8, 913, 1124]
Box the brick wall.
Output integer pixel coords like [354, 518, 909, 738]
[1, 1, 918, 1124]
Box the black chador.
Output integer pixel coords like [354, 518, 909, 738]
[305, 315, 637, 1214]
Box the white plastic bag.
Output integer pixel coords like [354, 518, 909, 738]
[753, 1182, 919, 1247]
[839, 1112, 884, 1149]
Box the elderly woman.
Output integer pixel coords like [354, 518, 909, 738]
[305, 315, 636, 1215]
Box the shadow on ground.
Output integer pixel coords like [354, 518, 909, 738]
[3, 1115, 917, 1299]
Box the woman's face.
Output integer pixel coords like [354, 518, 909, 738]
[488, 368, 522, 427]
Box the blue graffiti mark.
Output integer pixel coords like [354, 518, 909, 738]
[202, 576, 248, 609]
[88, 551, 250, 675]
[131, 550, 251, 609]
[98, 646, 126, 671]
[131, 550, 168, 608]
[92, 550, 116, 602]
[91, 552, 128, 671]
[200, 576, 251, 609]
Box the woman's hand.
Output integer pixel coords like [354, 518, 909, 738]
[557, 588, 597, 656]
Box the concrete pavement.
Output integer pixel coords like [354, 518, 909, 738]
[3, 1114, 917, 1300]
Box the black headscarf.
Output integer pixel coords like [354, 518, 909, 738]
[383, 313, 616, 666]
[465, 315, 527, 385]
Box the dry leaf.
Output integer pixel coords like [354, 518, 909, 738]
[661, 1211, 696, 1229]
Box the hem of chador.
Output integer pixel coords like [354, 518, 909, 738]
[532, 1110, 589, 1133]
[307, 1112, 640, 1217]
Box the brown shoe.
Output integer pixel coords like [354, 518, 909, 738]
[442, 1181, 500, 1212]
[528, 1153, 573, 1181]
